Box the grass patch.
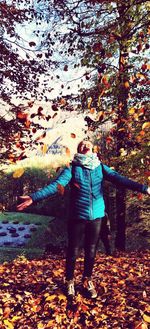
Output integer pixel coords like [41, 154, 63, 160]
[0, 212, 55, 263]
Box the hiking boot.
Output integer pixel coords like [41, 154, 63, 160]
[83, 277, 97, 298]
[66, 280, 75, 298]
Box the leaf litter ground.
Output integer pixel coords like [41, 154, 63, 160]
[0, 250, 149, 329]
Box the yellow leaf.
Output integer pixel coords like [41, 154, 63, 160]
[37, 323, 45, 329]
[41, 144, 47, 154]
[136, 73, 145, 79]
[56, 314, 62, 324]
[143, 313, 150, 323]
[12, 316, 21, 323]
[142, 122, 150, 130]
[13, 168, 24, 178]
[128, 107, 135, 115]
[131, 150, 137, 155]
[58, 294, 67, 301]
[120, 148, 127, 156]
[3, 320, 14, 329]
[47, 320, 55, 326]
[45, 294, 56, 302]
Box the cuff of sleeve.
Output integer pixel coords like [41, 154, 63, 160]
[29, 193, 36, 202]
[143, 185, 149, 194]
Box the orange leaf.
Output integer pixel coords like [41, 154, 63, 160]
[24, 120, 31, 128]
[101, 75, 108, 84]
[90, 108, 95, 114]
[124, 81, 130, 88]
[65, 147, 71, 157]
[17, 111, 28, 121]
[3, 306, 11, 318]
[60, 98, 66, 106]
[139, 130, 145, 136]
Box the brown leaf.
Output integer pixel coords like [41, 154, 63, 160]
[70, 133, 76, 138]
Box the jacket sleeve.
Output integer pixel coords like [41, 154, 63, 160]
[30, 166, 72, 202]
[102, 164, 148, 194]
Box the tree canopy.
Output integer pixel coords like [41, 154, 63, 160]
[0, 0, 149, 164]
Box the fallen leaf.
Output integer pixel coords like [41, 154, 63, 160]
[13, 168, 24, 178]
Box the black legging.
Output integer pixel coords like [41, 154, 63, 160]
[65, 219, 102, 281]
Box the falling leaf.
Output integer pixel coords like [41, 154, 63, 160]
[37, 106, 43, 114]
[52, 104, 58, 111]
[64, 64, 68, 71]
[17, 111, 28, 121]
[41, 144, 47, 154]
[124, 81, 130, 88]
[52, 113, 57, 119]
[29, 41, 36, 47]
[25, 119, 31, 128]
[101, 75, 108, 85]
[90, 108, 95, 114]
[13, 168, 24, 178]
[128, 107, 135, 115]
[60, 98, 66, 106]
[66, 147, 71, 157]
[70, 133, 76, 138]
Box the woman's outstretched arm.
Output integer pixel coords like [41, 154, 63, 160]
[17, 166, 72, 211]
[102, 164, 150, 194]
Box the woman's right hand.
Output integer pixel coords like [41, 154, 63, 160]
[17, 196, 33, 212]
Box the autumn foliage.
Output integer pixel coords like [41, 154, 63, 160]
[0, 251, 150, 329]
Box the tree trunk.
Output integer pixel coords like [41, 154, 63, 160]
[115, 189, 126, 250]
[115, 16, 130, 250]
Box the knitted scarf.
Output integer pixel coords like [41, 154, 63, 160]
[73, 153, 100, 170]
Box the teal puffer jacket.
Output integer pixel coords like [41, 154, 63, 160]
[30, 163, 148, 220]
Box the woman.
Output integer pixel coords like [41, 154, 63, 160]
[17, 140, 150, 299]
